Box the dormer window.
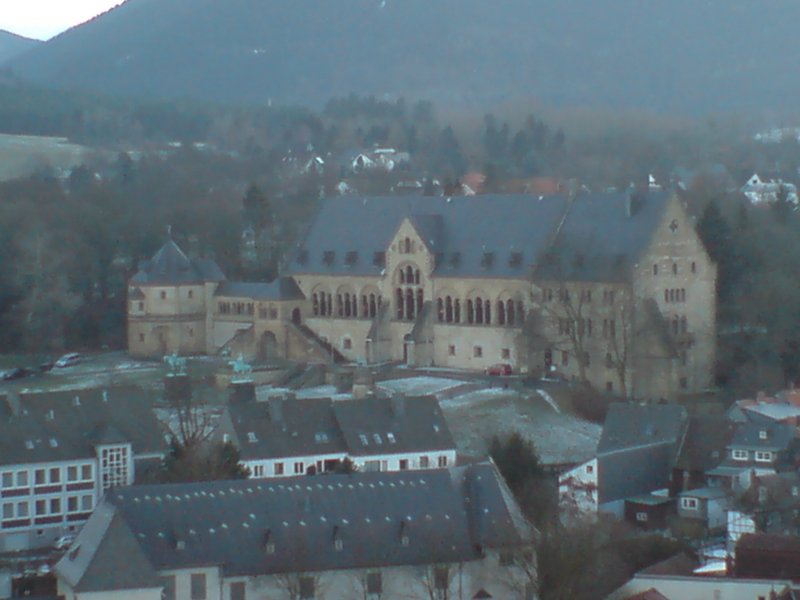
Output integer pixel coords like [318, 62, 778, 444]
[322, 251, 335, 265]
[359, 434, 368, 446]
[449, 252, 461, 267]
[247, 432, 258, 443]
[373, 434, 383, 445]
[481, 252, 495, 268]
[759, 430, 768, 440]
[345, 251, 358, 266]
[509, 252, 523, 267]
[387, 432, 396, 444]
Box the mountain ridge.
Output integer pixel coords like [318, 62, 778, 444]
[5, 0, 800, 115]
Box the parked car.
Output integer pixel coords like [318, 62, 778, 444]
[3, 367, 33, 380]
[54, 353, 81, 368]
[39, 360, 54, 372]
[54, 534, 75, 551]
[485, 363, 513, 376]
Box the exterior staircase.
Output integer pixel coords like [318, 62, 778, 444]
[286, 321, 348, 364]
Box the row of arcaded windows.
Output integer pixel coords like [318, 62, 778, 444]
[396, 288, 424, 321]
[312, 292, 381, 319]
[435, 297, 525, 326]
[398, 265, 421, 285]
[541, 287, 616, 306]
[653, 261, 698, 276]
[218, 301, 254, 316]
[664, 288, 686, 303]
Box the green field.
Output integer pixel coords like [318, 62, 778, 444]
[0, 133, 95, 181]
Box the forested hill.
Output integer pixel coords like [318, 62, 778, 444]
[5, 0, 800, 115]
[0, 30, 39, 64]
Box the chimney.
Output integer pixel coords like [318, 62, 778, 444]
[391, 394, 406, 418]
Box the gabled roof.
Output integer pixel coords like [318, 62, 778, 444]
[226, 398, 347, 461]
[130, 239, 225, 285]
[597, 403, 688, 455]
[56, 464, 533, 587]
[215, 277, 305, 301]
[332, 395, 455, 456]
[285, 194, 570, 278]
[407, 214, 444, 253]
[0, 386, 168, 466]
[56, 502, 161, 593]
[674, 415, 733, 473]
[225, 395, 456, 461]
[535, 191, 673, 282]
[596, 403, 688, 504]
[730, 415, 797, 452]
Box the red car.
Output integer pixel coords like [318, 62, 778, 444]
[486, 363, 513, 376]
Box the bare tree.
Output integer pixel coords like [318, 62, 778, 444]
[535, 285, 592, 383]
[606, 299, 633, 397]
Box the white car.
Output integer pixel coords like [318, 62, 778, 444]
[54, 353, 81, 368]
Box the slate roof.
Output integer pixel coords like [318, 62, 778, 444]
[332, 395, 455, 456]
[224, 395, 455, 461]
[56, 463, 533, 589]
[674, 415, 733, 473]
[215, 277, 305, 301]
[0, 386, 168, 466]
[131, 240, 225, 285]
[729, 414, 797, 453]
[596, 403, 688, 504]
[597, 403, 688, 455]
[535, 191, 673, 282]
[56, 502, 162, 593]
[225, 398, 347, 461]
[285, 194, 572, 278]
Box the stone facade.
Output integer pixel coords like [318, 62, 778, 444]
[128, 192, 717, 399]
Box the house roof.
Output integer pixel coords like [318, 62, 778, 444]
[596, 403, 688, 504]
[597, 403, 688, 455]
[0, 386, 167, 466]
[674, 415, 733, 473]
[729, 415, 797, 452]
[130, 240, 225, 285]
[624, 589, 671, 600]
[56, 502, 162, 593]
[286, 194, 571, 279]
[534, 191, 673, 283]
[332, 395, 455, 457]
[225, 395, 456, 461]
[214, 277, 305, 301]
[56, 463, 533, 587]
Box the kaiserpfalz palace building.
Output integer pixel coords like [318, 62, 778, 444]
[128, 191, 716, 400]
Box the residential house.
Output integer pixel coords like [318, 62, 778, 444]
[727, 472, 800, 550]
[0, 386, 167, 551]
[559, 402, 688, 519]
[676, 487, 730, 534]
[55, 463, 536, 600]
[214, 392, 457, 478]
[608, 552, 794, 600]
[672, 415, 733, 493]
[740, 173, 799, 205]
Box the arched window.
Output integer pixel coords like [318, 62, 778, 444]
[507, 299, 515, 326]
[484, 299, 491, 325]
[369, 294, 377, 318]
[475, 297, 484, 324]
[396, 288, 404, 319]
[466, 299, 474, 324]
[415, 270, 420, 285]
[672, 316, 679, 335]
[416, 289, 424, 316]
[681, 316, 688, 333]
[497, 300, 506, 325]
[399, 269, 405, 284]
[681, 289, 686, 302]
[437, 298, 444, 321]
[326, 294, 332, 316]
[404, 237, 412, 253]
[406, 288, 416, 320]
[454, 299, 461, 323]
[344, 293, 352, 317]
[312, 293, 319, 316]
[445, 296, 453, 323]
[336, 294, 344, 317]
[406, 266, 414, 284]
[517, 301, 525, 323]
[361, 295, 368, 318]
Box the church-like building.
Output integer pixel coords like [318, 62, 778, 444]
[128, 191, 716, 400]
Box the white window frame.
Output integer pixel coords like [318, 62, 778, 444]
[755, 451, 773, 463]
[732, 449, 749, 461]
[635, 512, 648, 522]
[681, 497, 698, 510]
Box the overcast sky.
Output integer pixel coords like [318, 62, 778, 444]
[0, 0, 122, 40]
